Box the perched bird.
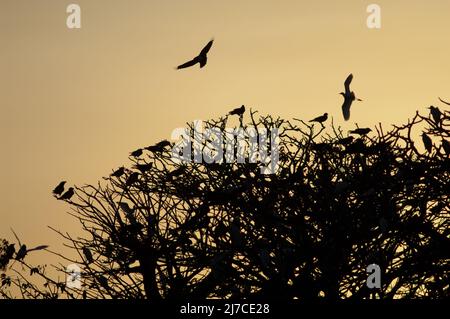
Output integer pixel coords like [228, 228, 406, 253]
[176, 39, 214, 70]
[428, 106, 442, 125]
[2, 244, 15, 267]
[130, 149, 143, 158]
[438, 97, 450, 106]
[117, 202, 134, 216]
[309, 113, 328, 124]
[337, 136, 354, 145]
[155, 140, 172, 148]
[340, 74, 362, 121]
[134, 163, 153, 173]
[349, 128, 372, 136]
[82, 247, 94, 264]
[228, 105, 245, 116]
[422, 133, 433, 153]
[146, 140, 171, 153]
[52, 181, 66, 196]
[59, 187, 75, 201]
[15, 244, 27, 261]
[126, 172, 140, 187]
[111, 167, 125, 178]
[442, 139, 450, 156]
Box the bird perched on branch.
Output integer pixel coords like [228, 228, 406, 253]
[146, 140, 172, 153]
[130, 149, 143, 158]
[126, 172, 140, 187]
[176, 39, 214, 70]
[349, 128, 372, 136]
[15, 244, 27, 261]
[82, 247, 94, 264]
[428, 106, 442, 125]
[309, 113, 328, 124]
[338, 136, 354, 145]
[422, 133, 433, 153]
[442, 139, 450, 156]
[340, 74, 362, 121]
[59, 187, 75, 201]
[52, 181, 66, 196]
[229, 105, 245, 116]
[134, 163, 153, 173]
[111, 167, 125, 178]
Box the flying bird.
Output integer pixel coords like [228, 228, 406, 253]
[422, 133, 433, 153]
[438, 97, 450, 106]
[111, 167, 125, 178]
[428, 106, 442, 125]
[228, 105, 245, 116]
[176, 39, 214, 70]
[59, 187, 75, 201]
[52, 181, 66, 196]
[134, 163, 153, 173]
[349, 128, 372, 136]
[130, 149, 143, 158]
[340, 74, 362, 121]
[309, 113, 328, 124]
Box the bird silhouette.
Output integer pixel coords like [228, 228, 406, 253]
[309, 113, 328, 124]
[130, 149, 143, 158]
[117, 202, 134, 216]
[15, 244, 27, 261]
[82, 247, 94, 264]
[126, 172, 140, 187]
[422, 133, 433, 153]
[338, 136, 354, 145]
[340, 74, 362, 121]
[428, 106, 442, 125]
[59, 187, 75, 201]
[134, 163, 153, 173]
[349, 128, 372, 136]
[176, 39, 214, 70]
[111, 167, 125, 178]
[52, 181, 66, 196]
[155, 140, 172, 148]
[146, 140, 171, 153]
[438, 97, 450, 106]
[228, 105, 245, 116]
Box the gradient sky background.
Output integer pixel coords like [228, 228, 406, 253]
[1, 0, 449, 265]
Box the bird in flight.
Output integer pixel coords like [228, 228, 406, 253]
[59, 187, 75, 201]
[176, 39, 214, 70]
[340, 74, 362, 121]
[228, 105, 245, 116]
[52, 181, 66, 196]
[349, 128, 372, 136]
[309, 113, 328, 124]
[438, 97, 450, 106]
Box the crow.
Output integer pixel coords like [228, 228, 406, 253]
[176, 39, 214, 70]
[59, 187, 75, 201]
[422, 133, 433, 153]
[228, 105, 245, 116]
[52, 181, 66, 196]
[130, 149, 143, 158]
[349, 128, 372, 136]
[428, 106, 442, 125]
[111, 167, 125, 178]
[134, 163, 153, 173]
[126, 172, 140, 187]
[309, 113, 328, 124]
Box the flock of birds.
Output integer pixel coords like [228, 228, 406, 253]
[51, 39, 450, 201]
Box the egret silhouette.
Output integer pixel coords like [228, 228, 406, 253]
[309, 113, 328, 124]
[52, 181, 66, 196]
[349, 128, 372, 136]
[422, 133, 433, 153]
[176, 39, 214, 70]
[59, 187, 75, 201]
[340, 74, 362, 121]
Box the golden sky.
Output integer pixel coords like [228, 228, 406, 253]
[1, 0, 449, 263]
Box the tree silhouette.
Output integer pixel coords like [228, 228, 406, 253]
[1, 106, 449, 300]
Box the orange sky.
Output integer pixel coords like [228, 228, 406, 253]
[1, 0, 449, 265]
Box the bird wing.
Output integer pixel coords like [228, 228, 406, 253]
[439, 97, 450, 106]
[342, 98, 352, 121]
[200, 39, 214, 56]
[176, 57, 199, 69]
[344, 74, 353, 94]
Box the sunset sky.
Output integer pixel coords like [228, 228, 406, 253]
[1, 0, 449, 264]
